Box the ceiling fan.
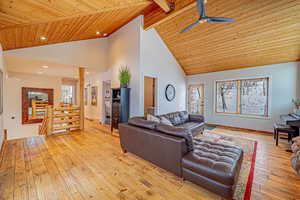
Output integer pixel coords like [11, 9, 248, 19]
[180, 0, 235, 33]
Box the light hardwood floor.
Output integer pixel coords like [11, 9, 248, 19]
[0, 120, 300, 200]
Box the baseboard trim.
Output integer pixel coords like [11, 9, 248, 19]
[206, 123, 273, 135]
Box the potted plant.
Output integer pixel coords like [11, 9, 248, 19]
[119, 66, 131, 88]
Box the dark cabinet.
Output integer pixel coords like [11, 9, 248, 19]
[111, 88, 130, 133]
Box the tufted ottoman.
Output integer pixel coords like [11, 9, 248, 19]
[182, 139, 243, 199]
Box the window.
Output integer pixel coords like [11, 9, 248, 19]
[61, 78, 78, 105]
[216, 78, 269, 117]
[216, 81, 238, 113]
[61, 85, 75, 104]
[188, 84, 204, 115]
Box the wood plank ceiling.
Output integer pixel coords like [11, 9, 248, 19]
[0, 0, 155, 50]
[1, 0, 299, 75]
[150, 0, 300, 75]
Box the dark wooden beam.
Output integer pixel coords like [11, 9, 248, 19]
[152, 0, 174, 12]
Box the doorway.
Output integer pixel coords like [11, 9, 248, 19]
[188, 84, 205, 115]
[144, 76, 156, 116]
[102, 80, 112, 124]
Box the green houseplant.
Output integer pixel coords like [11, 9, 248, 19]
[119, 66, 131, 88]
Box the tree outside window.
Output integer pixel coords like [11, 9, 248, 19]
[216, 78, 269, 117]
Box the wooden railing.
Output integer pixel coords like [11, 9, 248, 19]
[32, 100, 48, 119]
[39, 105, 81, 136]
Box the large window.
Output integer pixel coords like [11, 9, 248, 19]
[216, 78, 269, 117]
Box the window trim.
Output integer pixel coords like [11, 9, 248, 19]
[215, 77, 270, 117]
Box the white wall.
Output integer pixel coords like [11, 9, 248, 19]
[0, 45, 6, 148]
[4, 38, 108, 73]
[107, 17, 142, 117]
[4, 72, 62, 139]
[140, 26, 186, 115]
[106, 16, 186, 117]
[187, 62, 300, 132]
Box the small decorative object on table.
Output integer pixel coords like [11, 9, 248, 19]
[119, 66, 131, 88]
[292, 98, 300, 113]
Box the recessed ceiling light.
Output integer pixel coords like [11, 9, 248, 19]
[42, 65, 48, 69]
[40, 36, 47, 41]
[96, 31, 101, 35]
[103, 33, 108, 37]
[37, 71, 43, 74]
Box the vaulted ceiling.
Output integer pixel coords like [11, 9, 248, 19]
[147, 0, 300, 75]
[0, 0, 155, 50]
[1, 0, 300, 75]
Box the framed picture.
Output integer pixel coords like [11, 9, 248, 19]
[22, 87, 54, 124]
[84, 88, 88, 105]
[91, 86, 97, 106]
[0, 70, 3, 114]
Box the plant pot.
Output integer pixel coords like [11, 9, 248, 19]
[121, 84, 128, 88]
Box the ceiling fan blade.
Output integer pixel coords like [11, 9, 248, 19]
[207, 17, 235, 23]
[180, 21, 200, 33]
[196, 0, 206, 17]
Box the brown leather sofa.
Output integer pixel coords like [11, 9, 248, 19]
[119, 112, 243, 199]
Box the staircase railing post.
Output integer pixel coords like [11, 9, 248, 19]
[47, 105, 53, 135]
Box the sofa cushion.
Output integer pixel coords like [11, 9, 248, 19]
[176, 122, 205, 137]
[128, 117, 158, 130]
[147, 114, 160, 123]
[156, 124, 194, 151]
[160, 111, 187, 126]
[160, 117, 173, 126]
[179, 111, 189, 123]
[182, 139, 243, 186]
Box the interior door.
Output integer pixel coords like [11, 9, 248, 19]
[144, 76, 156, 116]
[188, 84, 204, 115]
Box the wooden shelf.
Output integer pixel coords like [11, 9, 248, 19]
[53, 124, 80, 131]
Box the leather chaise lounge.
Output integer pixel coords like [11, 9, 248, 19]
[119, 111, 243, 199]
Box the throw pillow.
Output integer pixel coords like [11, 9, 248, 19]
[147, 114, 160, 123]
[160, 117, 173, 126]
